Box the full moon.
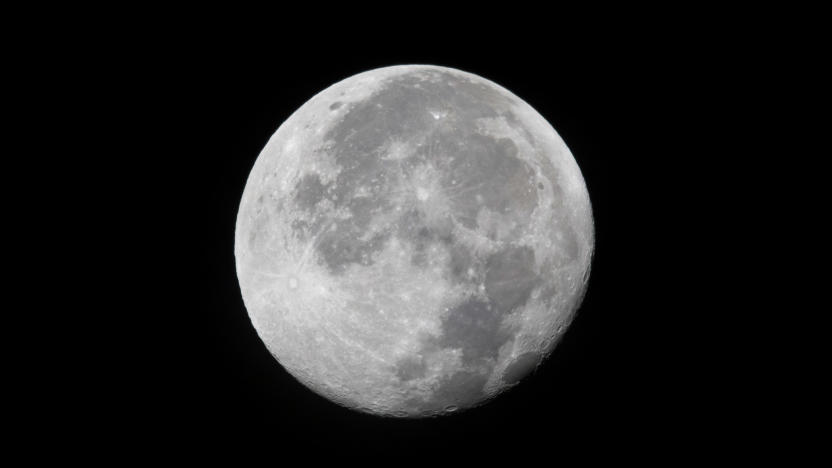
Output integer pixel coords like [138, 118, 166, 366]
[235, 65, 594, 417]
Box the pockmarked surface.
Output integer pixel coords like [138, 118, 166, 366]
[235, 65, 594, 417]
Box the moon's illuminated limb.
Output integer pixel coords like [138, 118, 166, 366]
[235, 65, 594, 418]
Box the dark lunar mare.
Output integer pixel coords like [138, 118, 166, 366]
[501, 351, 541, 385]
[304, 69, 538, 275]
[411, 246, 541, 411]
[293, 173, 328, 211]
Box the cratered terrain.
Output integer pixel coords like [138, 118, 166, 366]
[235, 65, 594, 418]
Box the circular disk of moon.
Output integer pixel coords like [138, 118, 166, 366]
[235, 65, 594, 418]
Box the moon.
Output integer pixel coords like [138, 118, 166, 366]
[235, 65, 594, 417]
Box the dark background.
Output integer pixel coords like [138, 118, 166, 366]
[2, 4, 813, 461]
[94, 21, 759, 461]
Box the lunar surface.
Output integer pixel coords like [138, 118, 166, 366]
[235, 65, 594, 417]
